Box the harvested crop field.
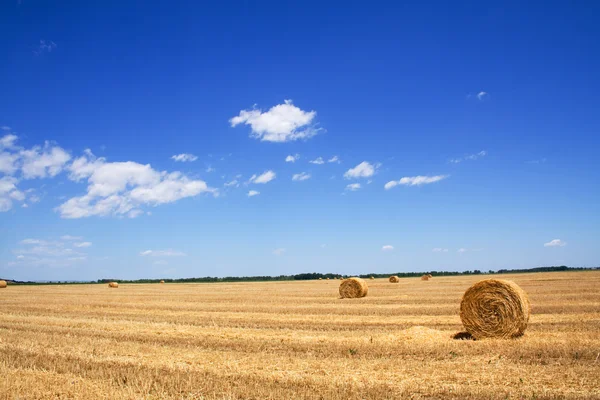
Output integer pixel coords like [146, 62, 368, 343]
[1, 271, 599, 399]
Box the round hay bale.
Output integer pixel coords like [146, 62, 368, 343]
[108, 282, 119, 288]
[0, 280, 7, 288]
[427, 274, 433, 278]
[339, 277, 368, 298]
[326, 278, 330, 280]
[318, 278, 322, 280]
[389, 276, 399, 283]
[421, 275, 430, 281]
[460, 279, 530, 339]
[160, 280, 165, 284]
[370, 276, 375, 280]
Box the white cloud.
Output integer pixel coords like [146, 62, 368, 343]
[385, 175, 448, 189]
[74, 242, 92, 248]
[309, 157, 325, 165]
[58, 150, 216, 219]
[230, 100, 321, 142]
[205, 166, 215, 173]
[344, 161, 379, 179]
[140, 249, 186, 257]
[0, 134, 18, 149]
[382, 245, 394, 251]
[477, 91, 488, 101]
[450, 151, 487, 164]
[248, 170, 276, 184]
[328, 156, 340, 164]
[224, 179, 239, 187]
[345, 183, 361, 191]
[292, 172, 311, 181]
[171, 153, 198, 162]
[247, 190, 260, 197]
[432, 248, 449, 253]
[19, 142, 71, 179]
[272, 248, 286, 256]
[0, 176, 25, 212]
[285, 154, 300, 163]
[457, 248, 467, 253]
[1, 126, 11, 131]
[61, 235, 83, 241]
[35, 40, 57, 55]
[12, 237, 90, 267]
[544, 239, 566, 247]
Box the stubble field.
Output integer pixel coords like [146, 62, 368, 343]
[1, 271, 599, 399]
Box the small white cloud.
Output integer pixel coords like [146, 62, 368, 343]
[230, 100, 321, 142]
[16, 255, 24, 259]
[309, 157, 325, 165]
[328, 156, 340, 164]
[249, 170, 276, 184]
[432, 248, 449, 253]
[292, 172, 311, 181]
[457, 248, 467, 253]
[285, 154, 300, 163]
[544, 239, 566, 247]
[477, 91, 488, 101]
[0, 134, 18, 149]
[20, 141, 71, 179]
[345, 183, 361, 191]
[171, 153, 198, 162]
[61, 235, 83, 241]
[385, 175, 448, 189]
[247, 190, 260, 197]
[1, 126, 11, 131]
[205, 166, 215, 173]
[272, 248, 286, 256]
[224, 179, 239, 187]
[320, 244, 326, 248]
[382, 245, 394, 251]
[74, 242, 92, 248]
[35, 40, 57, 55]
[449, 151, 487, 164]
[344, 161, 379, 179]
[140, 249, 186, 257]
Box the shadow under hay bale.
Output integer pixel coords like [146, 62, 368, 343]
[389, 276, 400, 283]
[339, 277, 368, 298]
[460, 279, 530, 339]
[452, 331, 475, 341]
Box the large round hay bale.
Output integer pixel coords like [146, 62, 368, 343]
[421, 275, 430, 281]
[460, 279, 530, 339]
[318, 278, 322, 280]
[370, 276, 375, 280]
[0, 280, 7, 288]
[427, 274, 433, 278]
[389, 276, 399, 283]
[160, 280, 165, 284]
[339, 277, 368, 298]
[108, 282, 119, 288]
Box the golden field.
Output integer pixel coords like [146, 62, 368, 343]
[0, 271, 599, 399]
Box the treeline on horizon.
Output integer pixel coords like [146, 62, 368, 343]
[2, 265, 598, 285]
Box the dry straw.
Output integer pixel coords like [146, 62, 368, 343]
[421, 275, 430, 281]
[160, 280, 165, 284]
[339, 277, 368, 298]
[370, 276, 375, 280]
[0, 280, 7, 288]
[108, 282, 119, 288]
[427, 274, 433, 278]
[389, 276, 400, 283]
[460, 279, 530, 339]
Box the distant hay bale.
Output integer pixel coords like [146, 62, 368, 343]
[460, 279, 530, 339]
[339, 277, 368, 298]
[389, 276, 399, 283]
[370, 276, 375, 280]
[326, 278, 330, 280]
[0, 280, 7, 288]
[160, 280, 165, 284]
[421, 275, 430, 281]
[108, 282, 119, 288]
[319, 278, 322, 280]
[427, 274, 433, 278]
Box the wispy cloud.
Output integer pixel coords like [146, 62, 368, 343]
[309, 157, 325, 165]
[344, 161, 379, 179]
[292, 172, 311, 181]
[247, 190, 260, 197]
[345, 183, 361, 191]
[432, 248, 449, 253]
[449, 151, 487, 164]
[272, 248, 286, 256]
[477, 91, 488, 101]
[328, 156, 340, 164]
[382, 245, 394, 251]
[285, 154, 300, 163]
[224, 179, 239, 188]
[385, 175, 448, 189]
[34, 40, 57, 55]
[140, 249, 186, 257]
[544, 239, 566, 247]
[74, 242, 92, 248]
[60, 235, 83, 241]
[248, 170, 276, 184]
[171, 153, 198, 162]
[230, 100, 322, 142]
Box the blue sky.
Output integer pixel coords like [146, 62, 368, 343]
[1, 1, 599, 281]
